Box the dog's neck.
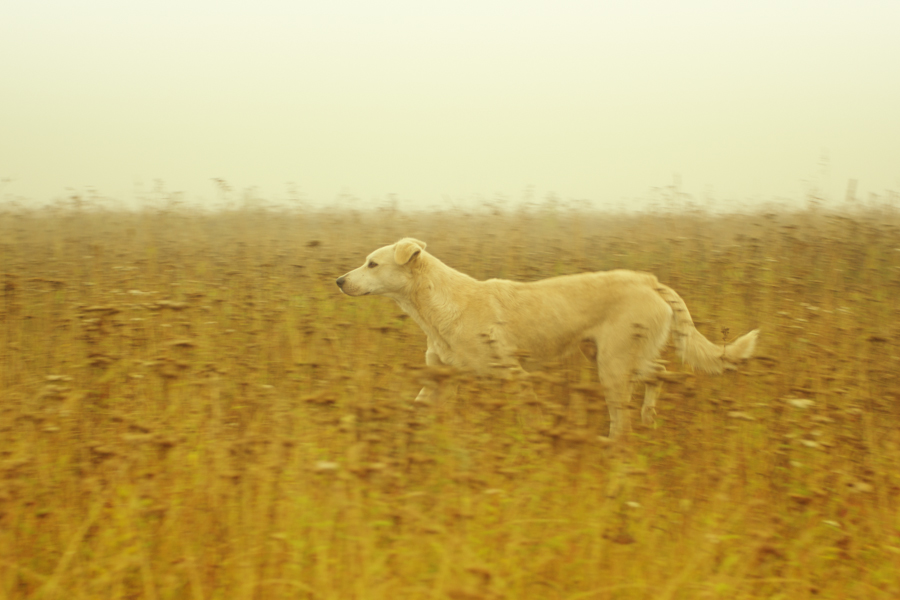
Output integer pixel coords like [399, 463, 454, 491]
[390, 254, 475, 344]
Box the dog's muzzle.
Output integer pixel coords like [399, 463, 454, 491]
[336, 276, 346, 289]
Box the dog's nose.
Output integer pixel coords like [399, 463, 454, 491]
[336, 276, 345, 288]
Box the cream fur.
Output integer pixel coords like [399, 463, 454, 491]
[336, 238, 759, 438]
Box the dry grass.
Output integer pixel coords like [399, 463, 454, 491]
[1, 202, 900, 599]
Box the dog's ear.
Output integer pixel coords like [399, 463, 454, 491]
[394, 238, 427, 265]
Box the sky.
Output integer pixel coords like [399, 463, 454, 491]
[2, 0, 899, 210]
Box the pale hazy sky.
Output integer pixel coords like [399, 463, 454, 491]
[2, 0, 899, 209]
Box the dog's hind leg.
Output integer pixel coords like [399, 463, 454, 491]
[634, 317, 671, 428]
[596, 358, 635, 439]
[593, 315, 670, 438]
[641, 370, 664, 427]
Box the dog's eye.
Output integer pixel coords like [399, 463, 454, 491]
[367, 261, 378, 268]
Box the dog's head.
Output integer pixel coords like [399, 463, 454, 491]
[336, 238, 427, 297]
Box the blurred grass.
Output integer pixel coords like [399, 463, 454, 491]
[1, 202, 900, 599]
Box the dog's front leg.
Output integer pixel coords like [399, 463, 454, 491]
[415, 348, 455, 404]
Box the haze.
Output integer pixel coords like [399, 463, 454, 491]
[2, 0, 899, 210]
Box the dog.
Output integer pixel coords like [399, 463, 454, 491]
[336, 238, 758, 438]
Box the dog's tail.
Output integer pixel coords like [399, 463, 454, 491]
[656, 284, 759, 374]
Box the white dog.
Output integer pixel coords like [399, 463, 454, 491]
[337, 238, 758, 438]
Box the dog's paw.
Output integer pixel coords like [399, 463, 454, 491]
[641, 406, 657, 427]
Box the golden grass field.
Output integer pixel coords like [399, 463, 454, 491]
[1, 202, 899, 599]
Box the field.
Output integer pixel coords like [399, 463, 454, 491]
[1, 202, 900, 599]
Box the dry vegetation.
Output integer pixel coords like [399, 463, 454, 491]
[1, 201, 900, 599]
